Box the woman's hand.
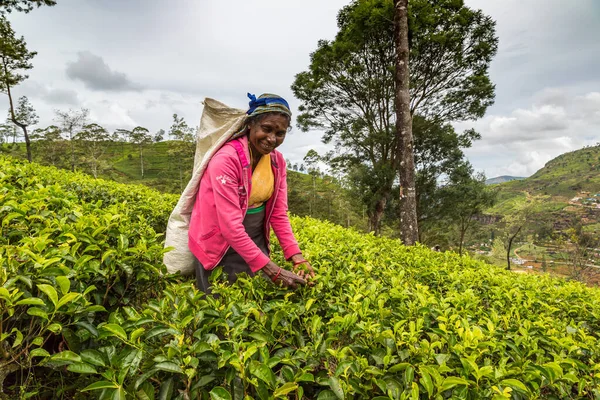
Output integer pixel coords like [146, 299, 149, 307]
[290, 254, 315, 283]
[262, 261, 306, 289]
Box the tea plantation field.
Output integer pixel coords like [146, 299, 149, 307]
[2, 155, 600, 399]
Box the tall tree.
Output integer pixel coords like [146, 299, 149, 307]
[54, 108, 88, 171]
[30, 124, 63, 166]
[412, 116, 480, 236]
[12, 96, 38, 154]
[563, 222, 600, 283]
[75, 123, 109, 178]
[303, 149, 321, 215]
[0, 117, 19, 144]
[127, 126, 152, 178]
[293, 0, 497, 234]
[111, 129, 127, 156]
[0, 16, 37, 161]
[394, 0, 418, 244]
[0, 0, 56, 14]
[168, 114, 195, 192]
[499, 197, 539, 270]
[439, 164, 497, 254]
[154, 128, 165, 142]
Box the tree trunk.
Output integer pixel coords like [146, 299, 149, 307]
[506, 226, 522, 271]
[70, 132, 75, 172]
[459, 226, 466, 255]
[458, 216, 472, 255]
[22, 125, 31, 162]
[140, 145, 144, 178]
[6, 84, 32, 162]
[368, 197, 388, 236]
[312, 175, 316, 217]
[394, 0, 419, 245]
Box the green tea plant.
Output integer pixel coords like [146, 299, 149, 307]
[2, 155, 600, 399]
[0, 156, 173, 397]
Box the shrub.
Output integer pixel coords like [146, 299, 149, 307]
[2, 155, 600, 399]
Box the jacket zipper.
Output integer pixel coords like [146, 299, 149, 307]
[264, 155, 279, 245]
[214, 159, 251, 268]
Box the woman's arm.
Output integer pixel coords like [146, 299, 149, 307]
[269, 159, 302, 259]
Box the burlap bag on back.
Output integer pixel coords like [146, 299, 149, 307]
[163, 98, 247, 275]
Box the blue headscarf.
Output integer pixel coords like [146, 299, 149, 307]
[246, 93, 291, 118]
[231, 93, 292, 139]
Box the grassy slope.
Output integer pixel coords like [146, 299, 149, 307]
[107, 142, 366, 228]
[2, 140, 367, 229]
[489, 145, 600, 217]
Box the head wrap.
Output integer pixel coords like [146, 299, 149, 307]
[246, 93, 292, 118]
[231, 93, 292, 140]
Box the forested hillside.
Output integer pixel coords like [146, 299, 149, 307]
[492, 145, 600, 207]
[472, 146, 600, 280]
[0, 139, 368, 231]
[489, 145, 600, 220]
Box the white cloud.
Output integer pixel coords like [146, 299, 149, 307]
[2, 0, 600, 176]
[461, 89, 600, 178]
[88, 103, 137, 129]
[9, 81, 79, 106]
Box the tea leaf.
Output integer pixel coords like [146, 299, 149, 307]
[209, 386, 232, 400]
[37, 284, 58, 307]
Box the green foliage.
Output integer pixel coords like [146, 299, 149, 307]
[167, 114, 195, 192]
[3, 155, 600, 399]
[0, 15, 38, 161]
[8, 139, 366, 229]
[0, 16, 36, 91]
[11, 96, 38, 127]
[287, 168, 366, 230]
[74, 123, 110, 178]
[118, 126, 153, 179]
[0, 0, 56, 14]
[0, 156, 177, 396]
[292, 0, 497, 235]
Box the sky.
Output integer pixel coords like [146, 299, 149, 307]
[2, 0, 600, 179]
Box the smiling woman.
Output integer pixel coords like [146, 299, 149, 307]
[188, 93, 315, 293]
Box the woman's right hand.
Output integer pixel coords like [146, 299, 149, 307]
[262, 261, 306, 289]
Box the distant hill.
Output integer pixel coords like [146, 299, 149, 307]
[485, 175, 525, 185]
[501, 145, 600, 197]
[489, 145, 600, 218]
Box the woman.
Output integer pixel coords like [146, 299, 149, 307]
[188, 93, 314, 292]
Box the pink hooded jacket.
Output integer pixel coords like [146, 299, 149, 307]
[188, 135, 301, 272]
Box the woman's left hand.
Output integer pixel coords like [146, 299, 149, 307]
[290, 254, 315, 282]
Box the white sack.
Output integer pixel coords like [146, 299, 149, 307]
[163, 98, 247, 275]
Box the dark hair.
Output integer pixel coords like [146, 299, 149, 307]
[246, 112, 292, 132]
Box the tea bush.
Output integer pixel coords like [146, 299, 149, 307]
[2, 155, 600, 399]
[0, 157, 175, 397]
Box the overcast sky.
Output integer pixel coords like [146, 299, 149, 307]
[3, 0, 599, 178]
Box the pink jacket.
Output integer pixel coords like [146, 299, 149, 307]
[188, 135, 301, 272]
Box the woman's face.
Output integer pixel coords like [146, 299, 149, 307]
[248, 114, 288, 156]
